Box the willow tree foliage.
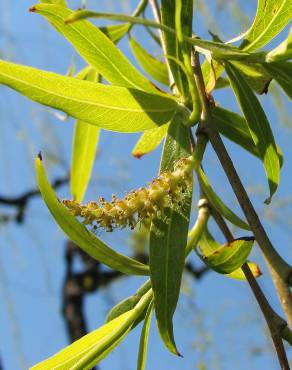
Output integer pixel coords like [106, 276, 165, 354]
[0, 0, 291, 369]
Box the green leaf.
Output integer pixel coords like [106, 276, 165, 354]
[65, 11, 264, 63]
[132, 124, 169, 158]
[35, 155, 149, 276]
[149, 111, 192, 355]
[266, 27, 292, 62]
[240, 0, 292, 51]
[212, 106, 284, 167]
[198, 229, 254, 274]
[30, 4, 157, 93]
[161, 0, 192, 98]
[71, 68, 100, 202]
[31, 290, 152, 370]
[231, 61, 272, 94]
[71, 121, 100, 202]
[130, 37, 169, 85]
[0, 60, 177, 133]
[262, 61, 292, 99]
[197, 168, 250, 231]
[225, 62, 280, 204]
[137, 302, 153, 370]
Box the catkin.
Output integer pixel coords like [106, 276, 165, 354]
[63, 156, 194, 232]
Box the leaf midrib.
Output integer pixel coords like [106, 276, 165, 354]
[0, 70, 174, 114]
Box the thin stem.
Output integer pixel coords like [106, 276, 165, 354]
[210, 207, 290, 370]
[191, 50, 292, 329]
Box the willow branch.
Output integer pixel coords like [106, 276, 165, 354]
[191, 50, 292, 329]
[210, 207, 290, 370]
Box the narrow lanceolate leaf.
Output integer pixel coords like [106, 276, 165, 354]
[30, 4, 157, 93]
[71, 121, 100, 202]
[198, 229, 254, 274]
[132, 124, 169, 158]
[0, 60, 177, 133]
[262, 61, 292, 99]
[212, 106, 284, 167]
[31, 290, 152, 370]
[197, 168, 250, 231]
[130, 37, 169, 85]
[36, 155, 149, 276]
[240, 0, 292, 52]
[71, 68, 100, 202]
[161, 0, 192, 97]
[137, 302, 153, 370]
[150, 111, 193, 355]
[225, 62, 280, 204]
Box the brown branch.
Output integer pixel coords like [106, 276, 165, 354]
[0, 176, 68, 223]
[191, 50, 292, 330]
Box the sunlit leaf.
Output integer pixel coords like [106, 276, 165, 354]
[130, 37, 169, 85]
[149, 111, 192, 355]
[30, 3, 157, 93]
[198, 229, 254, 274]
[197, 168, 250, 231]
[31, 290, 152, 370]
[0, 60, 177, 133]
[71, 68, 100, 202]
[132, 124, 169, 158]
[137, 302, 153, 370]
[36, 155, 149, 275]
[225, 62, 280, 204]
[262, 61, 292, 99]
[240, 0, 292, 51]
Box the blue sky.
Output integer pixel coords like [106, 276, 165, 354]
[0, 1, 291, 369]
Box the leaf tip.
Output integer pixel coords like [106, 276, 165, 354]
[37, 151, 43, 161]
[255, 265, 263, 278]
[132, 150, 145, 159]
[29, 6, 37, 13]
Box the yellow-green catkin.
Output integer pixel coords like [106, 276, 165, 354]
[63, 156, 194, 232]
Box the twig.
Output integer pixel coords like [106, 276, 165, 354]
[191, 50, 292, 329]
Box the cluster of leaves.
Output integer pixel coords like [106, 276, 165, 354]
[0, 0, 291, 369]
